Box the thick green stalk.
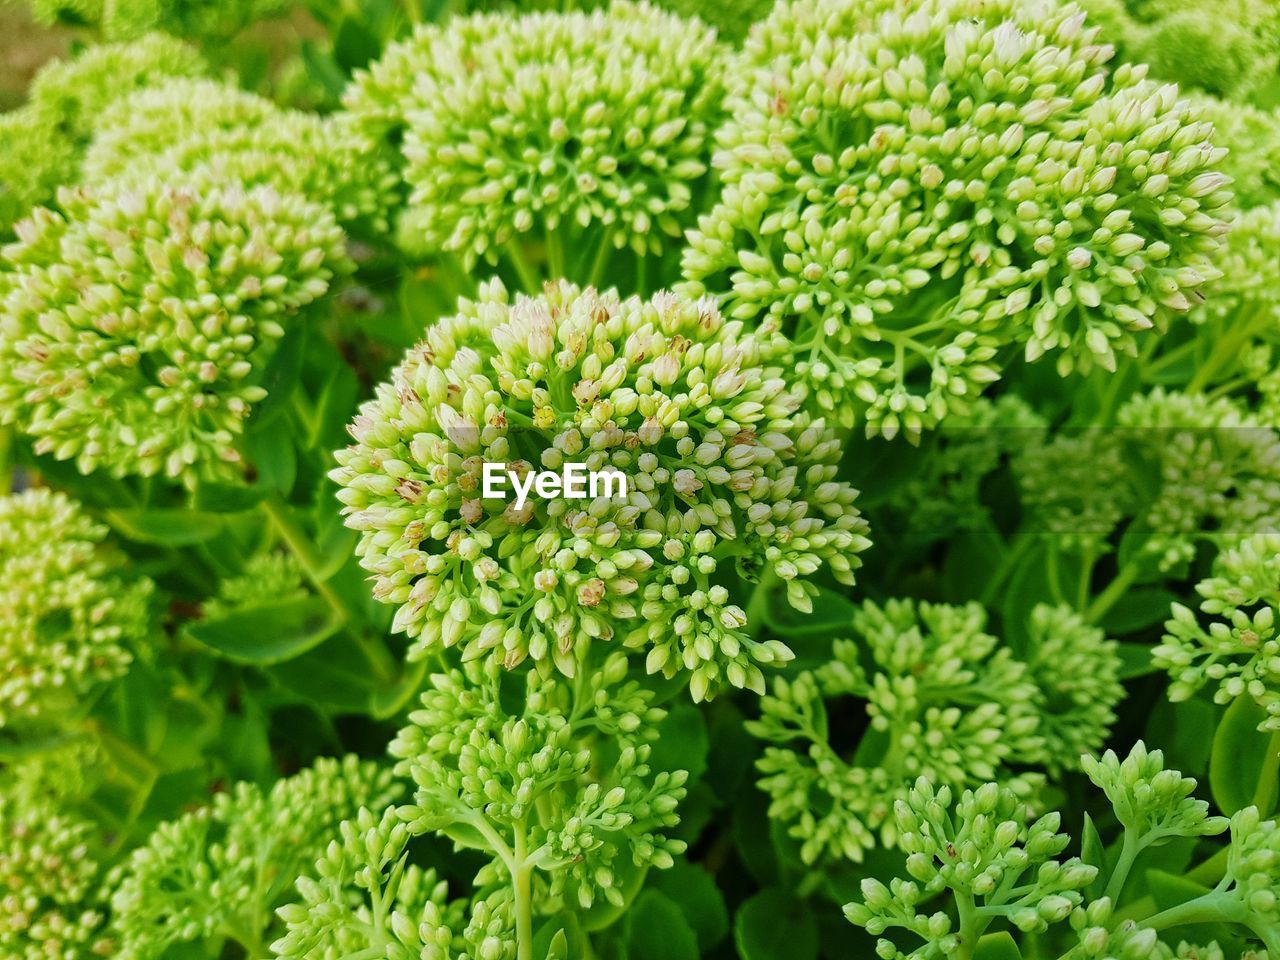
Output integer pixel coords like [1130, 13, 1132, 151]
[1142, 890, 1245, 934]
[1104, 828, 1143, 904]
[514, 822, 535, 960]
[1086, 561, 1141, 625]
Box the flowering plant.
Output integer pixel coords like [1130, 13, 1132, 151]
[0, 1, 1277, 959]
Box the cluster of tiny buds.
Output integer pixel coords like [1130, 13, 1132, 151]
[334, 281, 868, 699]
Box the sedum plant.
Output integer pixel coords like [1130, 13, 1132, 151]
[846, 743, 1280, 959]
[332, 280, 869, 700]
[81, 79, 399, 233]
[345, 2, 726, 287]
[0, 179, 351, 482]
[0, 3, 1277, 960]
[0, 489, 150, 729]
[1156, 534, 1280, 734]
[108, 755, 400, 959]
[683, 0, 1233, 437]
[746, 598, 1120, 872]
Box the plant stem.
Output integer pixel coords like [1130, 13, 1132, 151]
[1142, 890, 1244, 933]
[546, 225, 566, 280]
[1085, 561, 1140, 625]
[1104, 828, 1142, 904]
[260, 496, 395, 681]
[744, 568, 779, 637]
[505, 240, 543, 294]
[586, 238, 612, 289]
[513, 822, 535, 960]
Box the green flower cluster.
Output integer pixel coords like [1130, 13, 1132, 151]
[26, 33, 208, 144]
[0, 107, 76, 235]
[272, 806, 510, 960]
[1156, 534, 1280, 732]
[845, 777, 1095, 958]
[1013, 389, 1280, 569]
[108, 755, 399, 959]
[0, 34, 207, 233]
[0, 489, 149, 728]
[391, 654, 687, 909]
[1078, 0, 1280, 101]
[23, 0, 291, 40]
[746, 598, 1120, 868]
[345, 2, 726, 272]
[0, 767, 110, 960]
[1082, 741, 1225, 843]
[82, 79, 399, 233]
[202, 551, 306, 618]
[0, 180, 351, 482]
[333, 280, 868, 700]
[845, 743, 1275, 960]
[1194, 97, 1280, 210]
[276, 653, 687, 957]
[682, 0, 1232, 436]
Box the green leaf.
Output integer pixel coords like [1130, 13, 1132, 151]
[733, 889, 817, 960]
[1079, 813, 1107, 901]
[761, 582, 855, 640]
[973, 932, 1023, 960]
[333, 15, 381, 73]
[650, 862, 729, 950]
[106, 508, 224, 546]
[1115, 642, 1162, 679]
[249, 326, 307, 428]
[1102, 588, 1180, 635]
[192, 482, 267, 513]
[371, 657, 427, 720]
[1146, 868, 1212, 911]
[732, 789, 779, 886]
[649, 705, 709, 785]
[1210, 695, 1274, 815]
[626, 891, 699, 960]
[244, 417, 298, 494]
[940, 525, 1004, 605]
[266, 631, 382, 713]
[541, 929, 569, 960]
[183, 597, 342, 665]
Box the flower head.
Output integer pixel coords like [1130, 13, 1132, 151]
[746, 598, 1044, 867]
[391, 653, 687, 910]
[0, 106, 76, 235]
[109, 755, 400, 959]
[1080, 741, 1225, 840]
[1193, 97, 1280, 210]
[0, 762, 110, 960]
[683, 0, 1231, 436]
[844, 778, 1095, 958]
[1079, 0, 1280, 101]
[83, 79, 398, 232]
[0, 489, 149, 729]
[0, 178, 351, 482]
[25, 0, 290, 40]
[345, 2, 726, 265]
[27, 34, 207, 143]
[273, 806, 492, 960]
[332, 280, 868, 699]
[1156, 534, 1280, 732]
[1023, 604, 1122, 774]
